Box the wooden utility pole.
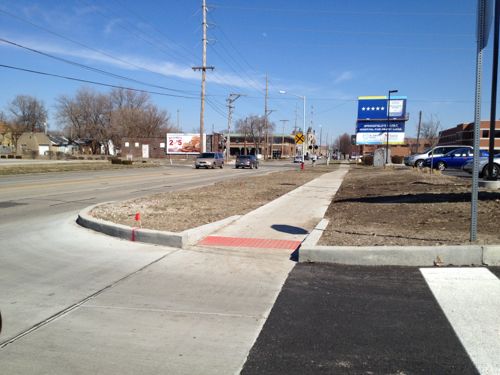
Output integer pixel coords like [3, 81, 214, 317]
[416, 110, 422, 153]
[280, 119, 289, 158]
[192, 0, 214, 153]
[264, 74, 269, 159]
[226, 93, 244, 161]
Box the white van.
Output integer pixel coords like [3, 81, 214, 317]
[404, 145, 472, 168]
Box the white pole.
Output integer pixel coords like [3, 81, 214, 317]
[303, 96, 306, 162]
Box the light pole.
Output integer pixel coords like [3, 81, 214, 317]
[386, 89, 398, 164]
[279, 90, 306, 162]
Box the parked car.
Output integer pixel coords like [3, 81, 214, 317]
[423, 147, 488, 171]
[195, 152, 224, 169]
[293, 155, 303, 163]
[404, 145, 471, 168]
[462, 154, 500, 178]
[235, 155, 259, 169]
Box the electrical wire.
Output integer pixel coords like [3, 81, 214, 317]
[0, 7, 199, 90]
[0, 64, 198, 99]
[0, 37, 197, 94]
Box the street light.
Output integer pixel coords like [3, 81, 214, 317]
[386, 89, 398, 164]
[279, 90, 306, 162]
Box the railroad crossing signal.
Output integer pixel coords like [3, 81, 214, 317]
[295, 132, 305, 144]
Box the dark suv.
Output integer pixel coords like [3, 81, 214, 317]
[235, 155, 259, 169]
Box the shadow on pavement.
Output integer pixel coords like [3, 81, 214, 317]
[271, 224, 308, 235]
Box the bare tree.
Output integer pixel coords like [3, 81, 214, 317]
[420, 115, 441, 147]
[57, 87, 177, 153]
[335, 133, 352, 159]
[109, 88, 176, 148]
[9, 95, 48, 133]
[56, 88, 112, 154]
[235, 115, 274, 155]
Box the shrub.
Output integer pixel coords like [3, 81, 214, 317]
[392, 155, 404, 164]
[362, 155, 373, 165]
[121, 160, 133, 165]
[110, 158, 122, 164]
[7, 154, 14, 159]
[15, 155, 22, 159]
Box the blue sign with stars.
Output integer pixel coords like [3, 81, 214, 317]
[357, 98, 387, 120]
[357, 96, 407, 120]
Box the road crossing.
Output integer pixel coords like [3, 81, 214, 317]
[242, 265, 500, 375]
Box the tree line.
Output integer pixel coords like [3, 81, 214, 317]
[0, 87, 180, 153]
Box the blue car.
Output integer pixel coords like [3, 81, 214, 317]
[423, 147, 489, 171]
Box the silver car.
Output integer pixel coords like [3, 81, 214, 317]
[195, 152, 224, 169]
[462, 154, 500, 178]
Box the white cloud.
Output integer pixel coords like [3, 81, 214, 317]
[333, 71, 354, 84]
[0, 36, 261, 90]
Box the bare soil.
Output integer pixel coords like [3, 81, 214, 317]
[91, 163, 500, 246]
[319, 166, 500, 246]
[91, 164, 336, 232]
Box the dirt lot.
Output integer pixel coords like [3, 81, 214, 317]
[319, 166, 500, 246]
[91, 163, 500, 246]
[91, 164, 336, 232]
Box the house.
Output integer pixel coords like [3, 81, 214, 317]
[16, 132, 51, 156]
[48, 135, 78, 154]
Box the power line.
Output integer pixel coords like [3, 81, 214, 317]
[0, 64, 198, 99]
[0, 37, 197, 94]
[212, 5, 474, 17]
[0, 7, 199, 89]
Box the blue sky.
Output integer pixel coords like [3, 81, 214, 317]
[0, 0, 494, 143]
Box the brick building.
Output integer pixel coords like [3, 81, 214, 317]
[438, 120, 500, 150]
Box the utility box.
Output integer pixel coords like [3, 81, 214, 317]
[374, 148, 390, 167]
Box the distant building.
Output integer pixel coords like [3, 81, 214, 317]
[16, 132, 51, 156]
[438, 120, 500, 150]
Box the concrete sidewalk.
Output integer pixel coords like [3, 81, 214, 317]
[197, 164, 349, 250]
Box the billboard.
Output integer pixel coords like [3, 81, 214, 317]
[356, 132, 405, 145]
[356, 121, 405, 133]
[166, 133, 204, 154]
[357, 96, 407, 120]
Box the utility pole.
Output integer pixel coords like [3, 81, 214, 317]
[176, 109, 180, 129]
[416, 110, 422, 153]
[280, 119, 289, 158]
[264, 74, 269, 159]
[226, 93, 244, 161]
[192, 0, 214, 153]
[319, 124, 323, 155]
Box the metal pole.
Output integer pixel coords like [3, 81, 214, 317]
[471, 0, 487, 241]
[386, 91, 391, 165]
[303, 96, 306, 162]
[488, 0, 500, 180]
[416, 110, 422, 153]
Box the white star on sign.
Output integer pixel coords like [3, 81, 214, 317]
[362, 107, 366, 110]
[371, 107, 375, 110]
[376, 107, 380, 110]
[381, 106, 385, 110]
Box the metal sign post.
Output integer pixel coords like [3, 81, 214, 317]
[471, 0, 493, 241]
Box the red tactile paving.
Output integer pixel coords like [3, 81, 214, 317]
[198, 236, 301, 250]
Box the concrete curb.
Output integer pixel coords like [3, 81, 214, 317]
[299, 219, 500, 266]
[77, 203, 240, 249]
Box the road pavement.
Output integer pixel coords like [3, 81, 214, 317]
[242, 264, 500, 375]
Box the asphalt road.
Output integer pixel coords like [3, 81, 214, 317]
[242, 264, 500, 375]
